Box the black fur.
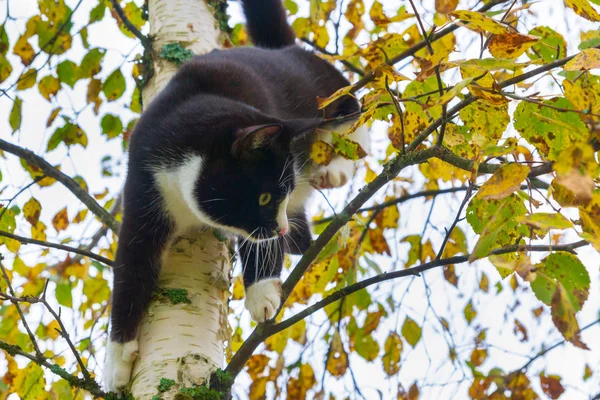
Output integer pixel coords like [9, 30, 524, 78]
[110, 0, 359, 342]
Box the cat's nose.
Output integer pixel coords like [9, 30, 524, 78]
[277, 226, 288, 236]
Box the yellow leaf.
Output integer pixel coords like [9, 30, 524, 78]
[477, 164, 530, 200]
[326, 331, 348, 377]
[249, 377, 268, 400]
[425, 76, 474, 108]
[31, 221, 47, 241]
[449, 10, 510, 34]
[310, 140, 333, 166]
[317, 85, 354, 109]
[565, 0, 600, 22]
[11, 363, 45, 398]
[231, 275, 244, 300]
[73, 209, 88, 224]
[564, 48, 600, 71]
[488, 33, 538, 59]
[16, 68, 37, 90]
[38, 75, 61, 101]
[52, 207, 69, 232]
[289, 319, 307, 344]
[382, 332, 402, 376]
[13, 35, 34, 66]
[23, 197, 41, 225]
[435, 0, 458, 14]
[470, 348, 487, 367]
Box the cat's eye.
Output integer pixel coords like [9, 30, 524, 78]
[259, 193, 272, 206]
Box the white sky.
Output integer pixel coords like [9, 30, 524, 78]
[0, 0, 599, 399]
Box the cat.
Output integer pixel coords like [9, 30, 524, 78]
[104, 0, 369, 391]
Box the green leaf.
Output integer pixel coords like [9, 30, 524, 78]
[513, 98, 587, 161]
[401, 316, 421, 347]
[78, 48, 105, 79]
[89, 1, 106, 23]
[57, 60, 79, 87]
[0, 54, 13, 83]
[9, 97, 22, 133]
[467, 195, 528, 261]
[102, 68, 126, 101]
[464, 300, 477, 325]
[354, 328, 380, 361]
[101, 114, 124, 139]
[531, 253, 590, 312]
[528, 26, 567, 63]
[80, 26, 89, 48]
[118, 2, 145, 38]
[130, 86, 141, 113]
[331, 133, 367, 160]
[0, 24, 8, 56]
[47, 121, 88, 151]
[55, 281, 73, 308]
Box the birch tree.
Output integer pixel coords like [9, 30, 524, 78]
[1, 0, 600, 399]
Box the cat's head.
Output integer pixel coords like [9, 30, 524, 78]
[193, 119, 320, 242]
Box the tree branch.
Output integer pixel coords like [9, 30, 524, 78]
[0, 339, 106, 397]
[0, 230, 113, 266]
[256, 240, 590, 352]
[0, 138, 119, 233]
[110, 0, 149, 46]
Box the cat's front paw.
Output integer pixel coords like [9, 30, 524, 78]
[312, 157, 354, 189]
[245, 278, 282, 322]
[103, 339, 139, 392]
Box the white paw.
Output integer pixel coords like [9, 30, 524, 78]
[312, 157, 354, 189]
[103, 339, 139, 392]
[245, 278, 282, 323]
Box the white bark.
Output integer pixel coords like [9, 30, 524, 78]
[131, 2, 230, 398]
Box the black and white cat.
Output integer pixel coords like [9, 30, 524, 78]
[104, 0, 369, 391]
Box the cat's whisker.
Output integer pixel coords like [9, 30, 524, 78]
[199, 198, 227, 204]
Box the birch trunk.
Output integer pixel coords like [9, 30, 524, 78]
[130, 2, 230, 398]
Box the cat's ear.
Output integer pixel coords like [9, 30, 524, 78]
[232, 124, 283, 157]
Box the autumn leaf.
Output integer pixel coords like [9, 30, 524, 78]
[488, 33, 538, 59]
[331, 132, 367, 160]
[540, 374, 565, 399]
[310, 140, 333, 165]
[38, 75, 61, 101]
[317, 85, 354, 109]
[52, 207, 69, 232]
[565, 0, 600, 21]
[477, 164, 530, 200]
[435, 0, 458, 14]
[564, 48, 600, 71]
[449, 10, 510, 34]
[382, 332, 402, 375]
[326, 331, 348, 377]
[464, 300, 477, 325]
[23, 197, 42, 225]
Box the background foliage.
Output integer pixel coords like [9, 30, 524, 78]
[0, 0, 599, 399]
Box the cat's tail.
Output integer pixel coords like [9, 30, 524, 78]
[240, 0, 296, 48]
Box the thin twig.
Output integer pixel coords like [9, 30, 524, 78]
[0, 230, 113, 266]
[0, 138, 119, 233]
[408, 0, 433, 54]
[435, 184, 473, 260]
[0, 261, 44, 358]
